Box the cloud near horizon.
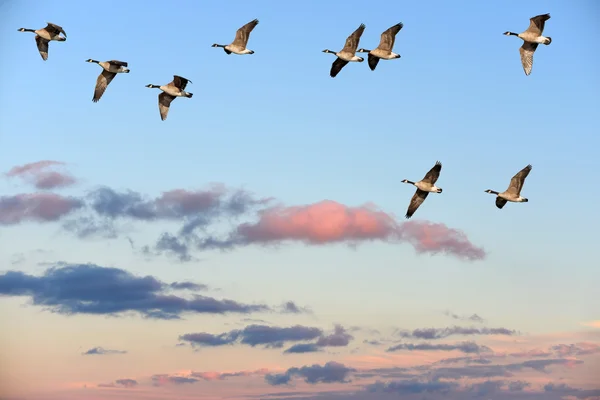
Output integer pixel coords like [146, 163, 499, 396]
[5, 160, 77, 190]
[1, 160, 486, 262]
[396, 325, 518, 340]
[0, 263, 287, 319]
[82, 346, 127, 355]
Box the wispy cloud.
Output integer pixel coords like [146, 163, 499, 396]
[97, 378, 138, 388]
[387, 341, 491, 354]
[82, 347, 127, 355]
[0, 263, 272, 319]
[443, 310, 485, 323]
[396, 325, 517, 340]
[5, 160, 77, 190]
[285, 325, 354, 353]
[265, 361, 356, 386]
[0, 193, 82, 225]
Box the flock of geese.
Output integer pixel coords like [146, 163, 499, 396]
[16, 14, 546, 217]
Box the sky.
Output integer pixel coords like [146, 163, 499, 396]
[1, 0, 599, 399]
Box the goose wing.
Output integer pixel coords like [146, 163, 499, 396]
[173, 75, 192, 90]
[341, 23, 365, 53]
[93, 70, 117, 102]
[495, 197, 508, 209]
[378, 23, 403, 52]
[46, 22, 66, 37]
[330, 58, 349, 78]
[526, 13, 550, 36]
[108, 60, 128, 67]
[519, 42, 538, 76]
[34, 35, 49, 61]
[158, 92, 176, 121]
[422, 161, 442, 184]
[406, 189, 428, 219]
[232, 19, 259, 48]
[506, 164, 532, 195]
[367, 53, 380, 71]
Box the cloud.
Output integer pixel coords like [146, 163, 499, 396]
[550, 342, 600, 357]
[280, 301, 311, 314]
[366, 379, 459, 394]
[151, 374, 198, 386]
[0, 193, 82, 225]
[387, 341, 491, 354]
[82, 347, 127, 355]
[397, 326, 517, 340]
[265, 361, 355, 386]
[284, 343, 322, 353]
[191, 368, 269, 381]
[179, 324, 323, 349]
[5, 160, 77, 190]
[443, 310, 486, 323]
[581, 320, 600, 328]
[544, 383, 600, 399]
[97, 378, 137, 388]
[0, 263, 269, 319]
[282, 325, 354, 353]
[234, 201, 486, 261]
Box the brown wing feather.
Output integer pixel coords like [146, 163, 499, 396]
[378, 23, 403, 52]
[330, 58, 349, 78]
[495, 197, 508, 209]
[519, 42, 538, 76]
[35, 35, 49, 61]
[92, 70, 116, 102]
[341, 23, 365, 53]
[367, 53, 380, 71]
[406, 189, 429, 219]
[158, 92, 176, 121]
[46, 23, 66, 37]
[173, 75, 192, 90]
[506, 164, 532, 195]
[108, 60, 128, 67]
[527, 14, 550, 36]
[232, 19, 259, 48]
[422, 161, 442, 184]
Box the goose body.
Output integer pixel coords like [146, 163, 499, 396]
[18, 22, 67, 61]
[485, 164, 532, 209]
[322, 23, 365, 78]
[86, 59, 130, 102]
[401, 161, 443, 219]
[212, 19, 259, 55]
[145, 75, 193, 121]
[504, 14, 551, 75]
[357, 22, 403, 71]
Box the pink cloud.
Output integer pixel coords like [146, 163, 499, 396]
[582, 321, 600, 328]
[5, 160, 76, 190]
[0, 193, 82, 225]
[236, 200, 485, 260]
[191, 368, 269, 381]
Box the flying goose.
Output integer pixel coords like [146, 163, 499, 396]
[145, 75, 193, 121]
[86, 59, 130, 103]
[504, 14, 551, 75]
[485, 164, 532, 209]
[212, 19, 259, 55]
[322, 23, 366, 78]
[401, 161, 443, 219]
[357, 22, 403, 71]
[18, 22, 67, 61]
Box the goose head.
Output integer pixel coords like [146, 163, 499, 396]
[145, 84, 159, 89]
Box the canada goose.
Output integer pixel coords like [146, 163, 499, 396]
[485, 164, 532, 209]
[322, 23, 366, 78]
[401, 161, 443, 219]
[357, 22, 403, 71]
[18, 22, 67, 61]
[504, 14, 551, 76]
[85, 60, 130, 103]
[145, 75, 193, 121]
[212, 19, 259, 55]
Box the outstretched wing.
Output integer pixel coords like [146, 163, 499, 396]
[232, 19, 259, 48]
[93, 70, 116, 102]
[330, 58, 349, 78]
[367, 53, 379, 71]
[495, 197, 508, 209]
[519, 42, 538, 76]
[108, 60, 128, 67]
[35, 35, 49, 60]
[506, 164, 532, 195]
[173, 75, 192, 90]
[406, 189, 429, 219]
[158, 92, 176, 121]
[342, 23, 365, 53]
[46, 22, 66, 37]
[527, 13, 550, 35]
[422, 161, 442, 184]
[378, 22, 403, 52]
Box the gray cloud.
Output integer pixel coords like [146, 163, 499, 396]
[97, 378, 137, 388]
[397, 326, 517, 340]
[82, 347, 127, 355]
[0, 263, 269, 319]
[443, 311, 485, 324]
[387, 341, 491, 354]
[265, 362, 355, 386]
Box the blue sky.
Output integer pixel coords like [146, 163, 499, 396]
[1, 1, 599, 399]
